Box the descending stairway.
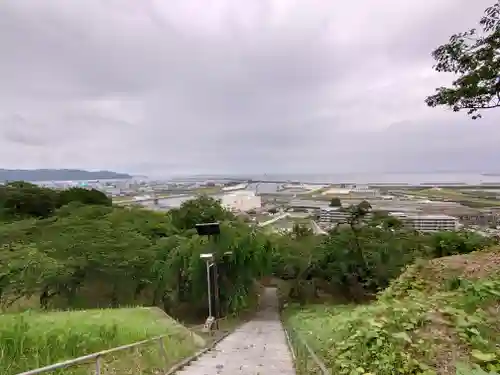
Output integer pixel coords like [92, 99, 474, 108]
[175, 287, 295, 374]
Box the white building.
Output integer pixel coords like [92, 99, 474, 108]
[390, 213, 459, 232]
[350, 185, 379, 196]
[318, 207, 351, 224]
[221, 190, 262, 212]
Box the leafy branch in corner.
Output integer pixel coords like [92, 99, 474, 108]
[426, 2, 500, 119]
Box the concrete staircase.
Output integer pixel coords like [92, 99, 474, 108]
[175, 288, 295, 374]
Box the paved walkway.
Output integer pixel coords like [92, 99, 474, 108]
[176, 287, 295, 374]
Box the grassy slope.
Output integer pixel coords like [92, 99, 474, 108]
[285, 249, 500, 375]
[0, 307, 205, 375]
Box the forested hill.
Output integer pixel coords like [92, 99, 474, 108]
[0, 169, 132, 182]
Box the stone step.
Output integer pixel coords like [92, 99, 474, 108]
[175, 287, 295, 374]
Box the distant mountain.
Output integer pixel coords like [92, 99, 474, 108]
[0, 169, 133, 182]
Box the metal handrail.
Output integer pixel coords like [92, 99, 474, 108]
[15, 315, 229, 375]
[285, 324, 331, 375]
[16, 332, 178, 375]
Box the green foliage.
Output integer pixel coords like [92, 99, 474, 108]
[1, 181, 498, 373]
[428, 231, 494, 258]
[0, 193, 270, 318]
[0, 182, 111, 221]
[1, 181, 493, 314]
[426, 2, 500, 119]
[457, 362, 500, 375]
[292, 223, 314, 238]
[271, 200, 490, 303]
[329, 197, 341, 207]
[169, 194, 234, 230]
[287, 276, 500, 374]
[0, 308, 201, 375]
[346, 200, 372, 229]
[313, 226, 428, 299]
[0, 181, 58, 219]
[57, 187, 112, 207]
[370, 212, 405, 230]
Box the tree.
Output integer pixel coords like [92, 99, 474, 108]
[0, 183, 112, 221]
[357, 200, 372, 213]
[0, 190, 275, 315]
[343, 200, 373, 287]
[425, 2, 500, 119]
[370, 211, 404, 230]
[169, 195, 234, 231]
[329, 197, 342, 207]
[383, 216, 404, 230]
[347, 200, 372, 229]
[292, 223, 313, 238]
[58, 187, 112, 207]
[0, 181, 58, 219]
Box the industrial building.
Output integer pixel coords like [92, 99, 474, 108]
[318, 205, 377, 224]
[318, 207, 351, 224]
[221, 190, 262, 212]
[289, 199, 330, 212]
[458, 213, 499, 227]
[390, 213, 459, 232]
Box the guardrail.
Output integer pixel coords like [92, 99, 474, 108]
[16, 317, 229, 375]
[284, 324, 331, 375]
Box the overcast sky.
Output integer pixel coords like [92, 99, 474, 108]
[1, 0, 498, 177]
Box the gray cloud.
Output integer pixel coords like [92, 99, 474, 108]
[0, 0, 499, 177]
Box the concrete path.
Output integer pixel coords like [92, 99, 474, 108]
[176, 288, 295, 375]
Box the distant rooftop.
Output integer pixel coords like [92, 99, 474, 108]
[391, 213, 458, 220]
[320, 206, 343, 211]
[289, 199, 330, 209]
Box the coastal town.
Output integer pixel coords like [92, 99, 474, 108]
[31, 176, 500, 237]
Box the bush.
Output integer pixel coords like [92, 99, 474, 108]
[286, 276, 500, 374]
[428, 231, 494, 258]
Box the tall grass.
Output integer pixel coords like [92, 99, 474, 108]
[0, 308, 203, 375]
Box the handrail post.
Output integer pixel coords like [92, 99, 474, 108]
[158, 337, 169, 371]
[284, 324, 330, 375]
[95, 355, 101, 375]
[295, 333, 302, 372]
[302, 340, 306, 373]
[134, 346, 141, 373]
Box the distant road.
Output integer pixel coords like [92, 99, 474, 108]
[113, 194, 185, 205]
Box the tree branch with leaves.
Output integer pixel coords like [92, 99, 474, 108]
[426, 2, 500, 119]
